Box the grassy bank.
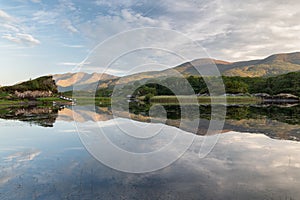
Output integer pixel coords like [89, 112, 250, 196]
[149, 95, 261, 104]
[0, 95, 260, 107]
[75, 97, 111, 106]
[0, 99, 24, 107]
[0, 97, 70, 107]
[76, 96, 260, 105]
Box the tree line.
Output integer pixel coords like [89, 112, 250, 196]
[124, 71, 300, 98]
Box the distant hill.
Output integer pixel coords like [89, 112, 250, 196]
[53, 52, 300, 92]
[101, 52, 300, 88]
[53, 72, 118, 92]
[171, 52, 300, 77]
[222, 52, 300, 77]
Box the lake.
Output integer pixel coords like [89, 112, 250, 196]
[0, 103, 299, 199]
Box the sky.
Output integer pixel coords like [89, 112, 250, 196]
[0, 0, 300, 85]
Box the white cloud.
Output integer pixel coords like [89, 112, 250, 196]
[62, 44, 84, 48]
[4, 149, 41, 162]
[80, 0, 300, 62]
[1, 24, 19, 32]
[32, 10, 59, 25]
[17, 33, 40, 44]
[30, 0, 41, 3]
[62, 19, 78, 33]
[0, 9, 14, 21]
[78, 9, 170, 42]
[94, 0, 112, 6]
[94, 0, 133, 7]
[0, 9, 41, 46]
[31, 3, 79, 34]
[58, 62, 80, 66]
[59, 0, 76, 11]
[2, 33, 40, 45]
[2, 34, 20, 43]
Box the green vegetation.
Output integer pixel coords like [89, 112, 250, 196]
[0, 76, 67, 106]
[60, 71, 299, 105]
[149, 96, 259, 104]
[0, 76, 58, 93]
[74, 97, 111, 106]
[222, 72, 300, 96]
[128, 72, 300, 99]
[62, 88, 113, 98]
[0, 71, 298, 107]
[0, 99, 24, 107]
[223, 61, 300, 77]
[127, 102, 300, 126]
[0, 97, 69, 107]
[0, 105, 60, 127]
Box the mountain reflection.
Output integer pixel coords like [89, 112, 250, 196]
[0, 103, 299, 141]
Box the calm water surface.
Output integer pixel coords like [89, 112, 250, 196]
[0, 104, 299, 199]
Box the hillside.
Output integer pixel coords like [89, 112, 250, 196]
[109, 52, 300, 86]
[53, 72, 118, 92]
[129, 71, 300, 98]
[0, 76, 57, 93]
[52, 52, 300, 92]
[173, 52, 300, 77]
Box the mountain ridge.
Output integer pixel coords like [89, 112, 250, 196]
[48, 52, 300, 91]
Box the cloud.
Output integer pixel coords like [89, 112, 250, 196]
[0, 9, 14, 21]
[32, 10, 59, 25]
[62, 44, 85, 48]
[0, 9, 41, 46]
[0, 149, 41, 185]
[94, 0, 133, 7]
[94, 0, 112, 6]
[1, 24, 19, 32]
[78, 8, 170, 42]
[17, 33, 40, 45]
[31, 2, 79, 34]
[178, 0, 300, 61]
[78, 0, 300, 62]
[58, 62, 80, 66]
[2, 34, 20, 43]
[4, 150, 41, 162]
[2, 33, 40, 45]
[59, 0, 76, 11]
[61, 19, 78, 33]
[1, 0, 300, 80]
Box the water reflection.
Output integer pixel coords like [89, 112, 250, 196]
[0, 106, 61, 127]
[0, 116, 300, 199]
[0, 103, 299, 141]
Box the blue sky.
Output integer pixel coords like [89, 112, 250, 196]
[0, 0, 300, 85]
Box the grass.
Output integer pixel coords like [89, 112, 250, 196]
[0, 99, 24, 106]
[0, 94, 260, 107]
[149, 95, 261, 104]
[0, 92, 9, 98]
[0, 96, 71, 107]
[37, 97, 65, 102]
[75, 97, 111, 105]
[74, 95, 260, 105]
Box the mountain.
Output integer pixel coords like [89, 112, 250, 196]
[106, 52, 300, 87]
[53, 72, 118, 92]
[171, 52, 300, 77]
[53, 52, 300, 92]
[222, 52, 300, 77]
